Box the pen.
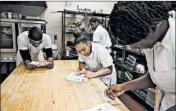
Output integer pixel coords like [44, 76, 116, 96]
[106, 78, 111, 98]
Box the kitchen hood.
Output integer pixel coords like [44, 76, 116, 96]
[0, 1, 47, 16]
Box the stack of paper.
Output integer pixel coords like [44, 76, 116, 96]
[83, 103, 121, 111]
[66, 72, 88, 82]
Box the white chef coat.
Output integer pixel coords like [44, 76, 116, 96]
[78, 42, 117, 85]
[93, 25, 112, 52]
[143, 15, 175, 111]
[16, 31, 52, 66]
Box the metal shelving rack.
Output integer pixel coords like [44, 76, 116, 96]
[57, 9, 109, 59]
[112, 44, 155, 109]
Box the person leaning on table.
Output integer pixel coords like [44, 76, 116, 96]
[74, 35, 117, 86]
[105, 2, 175, 111]
[16, 26, 54, 70]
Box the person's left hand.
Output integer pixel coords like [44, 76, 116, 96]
[85, 71, 95, 78]
[105, 84, 125, 100]
[46, 57, 54, 69]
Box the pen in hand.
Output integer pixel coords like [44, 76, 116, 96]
[106, 78, 112, 99]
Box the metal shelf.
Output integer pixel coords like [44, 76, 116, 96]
[114, 62, 145, 74]
[1, 19, 47, 24]
[113, 45, 145, 56]
[56, 10, 109, 17]
[60, 9, 109, 60]
[131, 90, 146, 101]
[113, 44, 154, 109]
[65, 31, 74, 34]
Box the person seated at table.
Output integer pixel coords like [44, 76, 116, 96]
[105, 2, 175, 111]
[74, 35, 116, 86]
[16, 26, 54, 70]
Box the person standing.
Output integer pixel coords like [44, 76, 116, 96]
[90, 17, 112, 52]
[106, 2, 175, 111]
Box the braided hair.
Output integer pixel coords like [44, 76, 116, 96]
[109, 1, 172, 45]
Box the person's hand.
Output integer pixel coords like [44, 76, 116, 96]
[105, 84, 125, 100]
[46, 57, 54, 69]
[76, 68, 87, 75]
[85, 71, 95, 78]
[25, 61, 37, 70]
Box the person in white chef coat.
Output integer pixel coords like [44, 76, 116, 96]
[74, 36, 116, 86]
[105, 2, 175, 111]
[90, 17, 112, 53]
[16, 26, 54, 70]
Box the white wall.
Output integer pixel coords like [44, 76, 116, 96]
[41, 1, 116, 59]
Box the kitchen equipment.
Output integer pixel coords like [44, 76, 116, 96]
[7, 12, 12, 19]
[134, 63, 146, 74]
[1, 12, 22, 19]
[125, 55, 136, 66]
[18, 21, 46, 34]
[1, 12, 7, 18]
[116, 57, 124, 64]
[65, 46, 72, 56]
[12, 13, 22, 19]
[124, 71, 133, 80]
[124, 55, 136, 71]
[52, 44, 59, 60]
[0, 22, 16, 53]
[0, 21, 17, 63]
[1, 19, 47, 62]
[67, 41, 74, 48]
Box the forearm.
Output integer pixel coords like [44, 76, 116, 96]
[93, 68, 112, 78]
[45, 48, 53, 59]
[122, 73, 156, 91]
[130, 20, 169, 49]
[19, 50, 32, 62]
[79, 62, 86, 71]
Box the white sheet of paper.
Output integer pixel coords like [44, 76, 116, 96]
[66, 72, 88, 82]
[82, 103, 121, 111]
[30, 61, 40, 65]
[30, 61, 49, 67]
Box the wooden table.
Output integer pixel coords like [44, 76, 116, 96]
[1, 60, 129, 111]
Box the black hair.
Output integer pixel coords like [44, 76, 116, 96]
[73, 32, 82, 38]
[109, 1, 172, 45]
[28, 26, 43, 41]
[90, 17, 100, 23]
[74, 35, 90, 46]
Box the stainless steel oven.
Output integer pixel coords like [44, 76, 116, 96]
[0, 19, 47, 83]
[0, 21, 17, 80]
[0, 22, 17, 53]
[0, 19, 46, 63]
